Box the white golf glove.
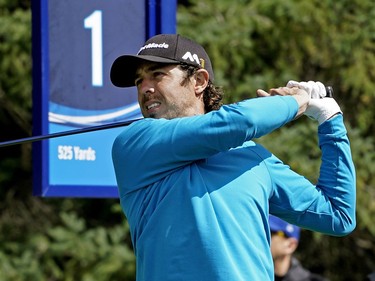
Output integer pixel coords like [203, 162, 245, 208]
[305, 98, 342, 124]
[287, 80, 342, 125]
[287, 80, 327, 99]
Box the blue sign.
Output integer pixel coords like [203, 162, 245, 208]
[32, 0, 176, 197]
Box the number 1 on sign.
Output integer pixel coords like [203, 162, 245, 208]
[84, 10, 103, 87]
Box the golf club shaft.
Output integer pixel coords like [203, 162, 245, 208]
[0, 118, 142, 148]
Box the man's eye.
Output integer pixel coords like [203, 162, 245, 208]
[154, 71, 164, 77]
[135, 78, 142, 86]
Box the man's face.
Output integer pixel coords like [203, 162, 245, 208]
[134, 63, 205, 119]
[271, 232, 288, 259]
[270, 231, 298, 259]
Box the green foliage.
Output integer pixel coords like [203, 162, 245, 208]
[1, 0, 375, 280]
[0, 1, 32, 202]
[0, 2, 32, 126]
[0, 211, 135, 281]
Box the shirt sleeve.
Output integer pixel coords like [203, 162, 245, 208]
[112, 95, 298, 194]
[269, 114, 356, 236]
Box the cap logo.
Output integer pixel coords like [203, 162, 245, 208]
[286, 224, 294, 233]
[137, 42, 169, 54]
[182, 52, 201, 65]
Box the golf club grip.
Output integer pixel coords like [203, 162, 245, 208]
[325, 86, 334, 98]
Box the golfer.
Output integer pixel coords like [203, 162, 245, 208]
[110, 34, 356, 280]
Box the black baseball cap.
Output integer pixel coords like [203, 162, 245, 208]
[110, 34, 214, 88]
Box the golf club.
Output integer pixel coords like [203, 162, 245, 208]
[0, 86, 333, 148]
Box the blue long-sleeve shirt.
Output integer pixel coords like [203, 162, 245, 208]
[112, 96, 356, 281]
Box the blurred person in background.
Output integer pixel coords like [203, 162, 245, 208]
[270, 215, 329, 281]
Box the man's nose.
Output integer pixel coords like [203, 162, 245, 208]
[139, 78, 155, 97]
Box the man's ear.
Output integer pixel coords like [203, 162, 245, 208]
[194, 69, 209, 95]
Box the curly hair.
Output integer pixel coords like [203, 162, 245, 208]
[179, 64, 224, 113]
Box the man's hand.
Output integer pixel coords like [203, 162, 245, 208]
[305, 98, 342, 124]
[286, 80, 327, 99]
[286, 81, 342, 125]
[256, 87, 310, 119]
